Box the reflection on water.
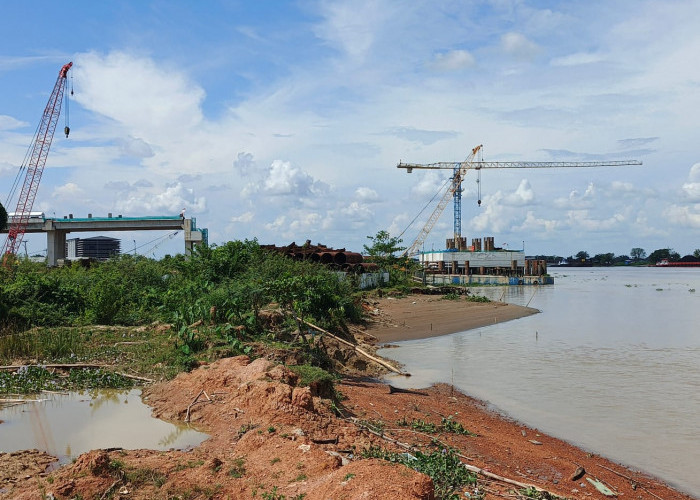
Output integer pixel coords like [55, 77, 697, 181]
[380, 268, 700, 496]
[0, 389, 208, 463]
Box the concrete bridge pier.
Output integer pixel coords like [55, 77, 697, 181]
[184, 218, 203, 256]
[46, 227, 67, 266]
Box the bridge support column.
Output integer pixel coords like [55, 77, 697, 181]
[184, 218, 204, 256]
[47, 229, 67, 266]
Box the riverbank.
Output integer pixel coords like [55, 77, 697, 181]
[364, 294, 539, 343]
[0, 295, 695, 499]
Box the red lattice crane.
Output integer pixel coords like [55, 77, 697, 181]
[2, 62, 72, 261]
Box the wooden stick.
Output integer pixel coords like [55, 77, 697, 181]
[0, 363, 106, 371]
[297, 318, 409, 376]
[596, 463, 665, 500]
[115, 372, 154, 383]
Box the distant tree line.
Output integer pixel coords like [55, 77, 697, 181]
[530, 247, 700, 266]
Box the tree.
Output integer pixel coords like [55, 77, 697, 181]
[0, 201, 7, 231]
[630, 247, 646, 261]
[694, 249, 700, 259]
[363, 231, 410, 287]
[593, 253, 615, 266]
[647, 248, 681, 264]
[363, 230, 405, 262]
[575, 250, 589, 262]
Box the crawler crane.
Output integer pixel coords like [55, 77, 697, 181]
[2, 62, 73, 263]
[398, 145, 642, 256]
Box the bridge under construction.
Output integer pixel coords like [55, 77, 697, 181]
[1, 214, 207, 266]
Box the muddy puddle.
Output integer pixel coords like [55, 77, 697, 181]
[0, 389, 208, 463]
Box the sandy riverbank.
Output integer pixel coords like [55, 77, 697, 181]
[364, 294, 539, 343]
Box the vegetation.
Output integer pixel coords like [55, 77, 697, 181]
[0, 201, 7, 231]
[363, 230, 420, 287]
[533, 246, 699, 266]
[0, 240, 377, 393]
[362, 446, 477, 500]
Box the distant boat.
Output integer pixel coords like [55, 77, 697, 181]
[656, 258, 700, 267]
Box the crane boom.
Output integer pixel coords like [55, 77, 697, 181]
[2, 62, 72, 260]
[402, 145, 482, 257]
[398, 159, 642, 171]
[398, 146, 642, 257]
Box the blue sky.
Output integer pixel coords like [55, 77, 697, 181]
[1, 0, 699, 258]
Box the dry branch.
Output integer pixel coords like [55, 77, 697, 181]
[0, 363, 106, 371]
[298, 317, 409, 376]
[115, 371, 154, 383]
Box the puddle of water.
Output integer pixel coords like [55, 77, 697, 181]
[0, 389, 208, 463]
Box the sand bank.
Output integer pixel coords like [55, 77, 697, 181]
[364, 294, 539, 343]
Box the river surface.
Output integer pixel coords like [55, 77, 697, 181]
[379, 267, 700, 496]
[0, 389, 207, 463]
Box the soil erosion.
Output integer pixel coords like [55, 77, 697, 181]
[1, 296, 694, 499]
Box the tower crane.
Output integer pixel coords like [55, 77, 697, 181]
[2, 62, 73, 262]
[398, 144, 642, 256]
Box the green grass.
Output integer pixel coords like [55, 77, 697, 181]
[362, 446, 476, 500]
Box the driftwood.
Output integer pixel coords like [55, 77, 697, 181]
[388, 385, 426, 396]
[297, 318, 409, 376]
[0, 363, 105, 371]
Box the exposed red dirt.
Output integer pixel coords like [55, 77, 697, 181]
[1, 297, 696, 499]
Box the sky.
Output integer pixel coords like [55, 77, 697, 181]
[1, 0, 699, 259]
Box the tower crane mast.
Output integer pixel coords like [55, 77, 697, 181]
[398, 145, 642, 257]
[2, 62, 72, 260]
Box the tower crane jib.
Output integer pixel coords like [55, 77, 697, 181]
[398, 146, 642, 257]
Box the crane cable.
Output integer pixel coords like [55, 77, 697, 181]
[3, 116, 45, 209]
[397, 174, 453, 241]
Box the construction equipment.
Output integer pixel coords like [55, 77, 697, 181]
[2, 62, 73, 262]
[398, 145, 642, 256]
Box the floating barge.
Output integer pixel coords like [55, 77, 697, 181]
[417, 236, 553, 285]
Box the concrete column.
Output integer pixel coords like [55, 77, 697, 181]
[47, 230, 67, 266]
[184, 218, 203, 256]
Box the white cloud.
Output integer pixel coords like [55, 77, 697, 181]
[513, 211, 560, 233]
[500, 32, 539, 60]
[233, 152, 255, 177]
[688, 163, 700, 182]
[73, 51, 205, 138]
[230, 211, 254, 223]
[52, 183, 84, 200]
[355, 187, 379, 202]
[116, 182, 206, 214]
[0, 115, 27, 130]
[260, 160, 328, 197]
[550, 52, 603, 67]
[411, 171, 449, 199]
[118, 137, 154, 158]
[663, 204, 700, 229]
[505, 179, 535, 206]
[566, 210, 626, 231]
[343, 201, 374, 222]
[431, 50, 475, 71]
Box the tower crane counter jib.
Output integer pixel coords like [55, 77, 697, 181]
[398, 145, 642, 257]
[1, 62, 73, 262]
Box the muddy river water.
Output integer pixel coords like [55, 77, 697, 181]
[0, 388, 207, 463]
[381, 267, 700, 496]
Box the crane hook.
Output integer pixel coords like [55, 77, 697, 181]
[64, 126, 70, 138]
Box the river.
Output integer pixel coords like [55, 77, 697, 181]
[379, 267, 700, 496]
